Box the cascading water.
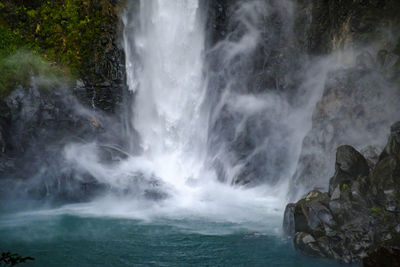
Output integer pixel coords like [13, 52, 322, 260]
[108, 0, 287, 222]
[60, 0, 327, 221]
[0, 1, 354, 266]
[0, 0, 330, 223]
[124, 0, 211, 191]
[2, 1, 399, 266]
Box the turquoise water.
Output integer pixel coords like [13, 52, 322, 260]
[0, 209, 348, 267]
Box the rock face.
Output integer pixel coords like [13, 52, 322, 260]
[0, 0, 127, 201]
[329, 145, 370, 194]
[0, 100, 11, 173]
[291, 56, 400, 195]
[298, 0, 400, 55]
[0, 83, 123, 202]
[0, 0, 126, 113]
[289, 0, 400, 195]
[361, 235, 400, 267]
[284, 122, 400, 263]
[205, 0, 310, 186]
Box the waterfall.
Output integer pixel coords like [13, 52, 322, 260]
[123, 0, 210, 188]
[67, 0, 285, 221]
[62, 0, 322, 221]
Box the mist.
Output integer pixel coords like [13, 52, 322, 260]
[0, 0, 399, 228]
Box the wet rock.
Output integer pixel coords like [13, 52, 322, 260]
[284, 123, 400, 263]
[361, 234, 400, 267]
[283, 203, 296, 236]
[0, 121, 7, 155]
[144, 189, 169, 201]
[379, 121, 400, 160]
[361, 145, 380, 169]
[286, 190, 336, 241]
[370, 155, 400, 212]
[329, 145, 369, 194]
[356, 52, 376, 69]
[291, 66, 400, 195]
[0, 83, 125, 202]
[0, 100, 13, 174]
[330, 186, 341, 200]
[294, 232, 325, 257]
[335, 145, 369, 177]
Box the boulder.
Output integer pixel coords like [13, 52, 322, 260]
[379, 121, 400, 160]
[329, 145, 369, 194]
[285, 190, 337, 242]
[284, 122, 400, 263]
[294, 232, 325, 257]
[0, 83, 127, 202]
[335, 145, 370, 178]
[360, 145, 380, 169]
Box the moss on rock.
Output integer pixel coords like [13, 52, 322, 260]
[0, 50, 69, 97]
[0, 0, 124, 95]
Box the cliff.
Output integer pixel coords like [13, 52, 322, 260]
[0, 0, 126, 111]
[291, 0, 400, 195]
[0, 0, 127, 201]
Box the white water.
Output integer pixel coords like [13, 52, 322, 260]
[127, 0, 210, 189]
[121, 0, 286, 223]
[61, 0, 307, 226]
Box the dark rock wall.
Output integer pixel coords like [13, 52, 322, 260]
[0, 84, 107, 202]
[204, 0, 307, 186]
[0, 0, 127, 113]
[299, 0, 400, 55]
[77, 1, 127, 113]
[284, 123, 400, 263]
[291, 63, 400, 194]
[0, 0, 127, 202]
[290, 0, 400, 196]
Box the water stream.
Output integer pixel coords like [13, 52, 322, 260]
[0, 1, 347, 266]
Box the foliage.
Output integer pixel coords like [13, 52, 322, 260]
[0, 251, 34, 266]
[371, 206, 382, 213]
[0, 0, 118, 77]
[341, 183, 349, 191]
[0, 50, 69, 97]
[0, 25, 26, 59]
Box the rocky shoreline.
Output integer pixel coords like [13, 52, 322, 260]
[284, 122, 400, 265]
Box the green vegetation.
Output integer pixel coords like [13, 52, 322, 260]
[371, 206, 382, 213]
[341, 183, 349, 191]
[0, 0, 121, 96]
[0, 25, 25, 58]
[0, 251, 34, 266]
[0, 50, 68, 97]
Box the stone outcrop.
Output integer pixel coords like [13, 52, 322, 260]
[284, 122, 400, 263]
[0, 0, 128, 201]
[290, 0, 400, 196]
[0, 83, 119, 202]
[291, 53, 400, 195]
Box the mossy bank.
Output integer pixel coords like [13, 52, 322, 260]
[0, 0, 126, 111]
